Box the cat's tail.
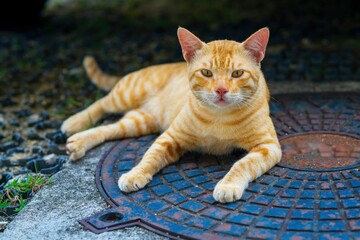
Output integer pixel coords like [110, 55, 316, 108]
[83, 56, 119, 91]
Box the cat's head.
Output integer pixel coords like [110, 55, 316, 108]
[177, 27, 269, 110]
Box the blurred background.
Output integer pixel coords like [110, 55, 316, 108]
[0, 0, 359, 138]
[0, 0, 359, 148]
[0, 0, 359, 117]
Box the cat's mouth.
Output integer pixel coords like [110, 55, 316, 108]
[215, 97, 229, 106]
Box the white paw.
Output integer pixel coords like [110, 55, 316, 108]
[213, 180, 247, 203]
[118, 171, 152, 192]
[66, 133, 87, 161]
[61, 111, 91, 136]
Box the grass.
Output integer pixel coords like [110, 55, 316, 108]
[0, 174, 53, 214]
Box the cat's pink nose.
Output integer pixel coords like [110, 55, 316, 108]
[216, 88, 228, 97]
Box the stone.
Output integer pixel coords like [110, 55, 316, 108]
[18, 155, 38, 166]
[8, 117, 19, 127]
[0, 155, 11, 167]
[32, 146, 44, 155]
[0, 114, 6, 129]
[13, 109, 32, 118]
[53, 132, 67, 144]
[26, 129, 43, 140]
[43, 154, 57, 165]
[46, 143, 66, 155]
[45, 130, 58, 140]
[26, 158, 46, 173]
[49, 120, 62, 129]
[34, 121, 50, 130]
[40, 111, 50, 120]
[5, 147, 25, 156]
[12, 133, 24, 144]
[27, 114, 42, 127]
[0, 97, 15, 107]
[0, 141, 18, 152]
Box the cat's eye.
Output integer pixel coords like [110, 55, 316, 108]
[201, 69, 213, 78]
[231, 70, 244, 78]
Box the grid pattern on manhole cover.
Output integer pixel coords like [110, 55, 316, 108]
[80, 92, 360, 239]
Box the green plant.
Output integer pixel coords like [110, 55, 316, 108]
[15, 196, 27, 213]
[0, 174, 53, 214]
[0, 198, 10, 209]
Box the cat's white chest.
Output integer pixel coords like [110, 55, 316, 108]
[196, 133, 237, 155]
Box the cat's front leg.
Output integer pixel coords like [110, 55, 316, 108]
[119, 129, 187, 192]
[213, 142, 281, 203]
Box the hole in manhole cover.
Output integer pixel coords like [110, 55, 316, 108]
[99, 212, 124, 222]
[280, 133, 360, 171]
[80, 92, 360, 239]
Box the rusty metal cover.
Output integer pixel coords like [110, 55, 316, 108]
[80, 92, 360, 239]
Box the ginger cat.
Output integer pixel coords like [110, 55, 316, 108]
[61, 27, 281, 203]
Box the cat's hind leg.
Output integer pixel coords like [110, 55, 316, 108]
[66, 109, 158, 160]
[61, 93, 120, 136]
[62, 63, 165, 136]
[61, 69, 145, 136]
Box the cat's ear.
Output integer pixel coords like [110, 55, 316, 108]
[243, 27, 270, 63]
[177, 27, 204, 62]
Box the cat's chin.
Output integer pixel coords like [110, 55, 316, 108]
[215, 100, 228, 106]
[214, 99, 231, 108]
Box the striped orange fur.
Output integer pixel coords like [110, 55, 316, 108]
[61, 27, 281, 203]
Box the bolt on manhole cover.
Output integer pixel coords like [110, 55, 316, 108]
[80, 92, 360, 239]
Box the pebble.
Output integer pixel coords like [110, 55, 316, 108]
[0, 133, 4, 140]
[26, 158, 45, 173]
[27, 114, 42, 127]
[0, 97, 15, 107]
[34, 121, 50, 130]
[5, 147, 25, 156]
[0, 141, 18, 152]
[49, 120, 62, 129]
[43, 154, 57, 164]
[0, 173, 12, 186]
[8, 117, 19, 127]
[26, 129, 43, 140]
[0, 156, 11, 167]
[12, 133, 24, 144]
[0, 114, 6, 129]
[53, 132, 67, 144]
[13, 109, 32, 118]
[32, 146, 44, 155]
[45, 131, 56, 140]
[26, 157, 65, 174]
[46, 143, 66, 155]
[15, 167, 31, 175]
[18, 155, 37, 166]
[40, 111, 50, 120]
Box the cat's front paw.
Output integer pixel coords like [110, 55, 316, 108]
[213, 180, 247, 203]
[61, 111, 91, 136]
[118, 170, 152, 192]
[66, 133, 87, 161]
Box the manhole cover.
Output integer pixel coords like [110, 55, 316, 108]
[80, 92, 360, 239]
[280, 133, 360, 170]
